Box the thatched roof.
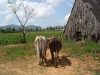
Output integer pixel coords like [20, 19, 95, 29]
[82, 0, 100, 22]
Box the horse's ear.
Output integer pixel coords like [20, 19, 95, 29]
[58, 37, 62, 41]
[46, 38, 51, 43]
[58, 32, 62, 41]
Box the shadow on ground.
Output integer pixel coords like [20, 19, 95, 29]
[45, 55, 72, 68]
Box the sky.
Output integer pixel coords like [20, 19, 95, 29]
[0, 0, 75, 28]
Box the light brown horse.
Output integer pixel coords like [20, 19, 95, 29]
[34, 36, 47, 66]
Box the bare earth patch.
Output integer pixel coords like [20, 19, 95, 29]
[0, 47, 100, 75]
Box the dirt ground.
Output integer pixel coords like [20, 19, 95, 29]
[0, 48, 100, 75]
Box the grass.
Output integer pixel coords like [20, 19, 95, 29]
[0, 31, 62, 45]
[94, 69, 100, 75]
[0, 31, 100, 61]
[62, 39, 100, 60]
[0, 31, 62, 62]
[0, 43, 36, 62]
[0, 31, 100, 74]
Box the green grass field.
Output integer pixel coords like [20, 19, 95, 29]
[0, 31, 63, 61]
[0, 31, 100, 62]
[0, 31, 100, 74]
[0, 31, 62, 45]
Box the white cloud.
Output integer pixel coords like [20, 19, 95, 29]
[45, 0, 64, 6]
[6, 0, 55, 21]
[34, 23, 39, 26]
[64, 13, 70, 23]
[5, 13, 17, 25]
[28, 2, 55, 19]
[67, 2, 73, 6]
[55, 13, 70, 26]
[27, 19, 36, 24]
[0, 0, 7, 14]
[36, 5, 55, 19]
[5, 13, 14, 21]
[53, 14, 70, 26]
[0, 0, 70, 27]
[67, 0, 75, 6]
[0, 20, 6, 26]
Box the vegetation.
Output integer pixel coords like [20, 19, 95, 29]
[8, 0, 36, 43]
[0, 43, 36, 62]
[0, 31, 100, 60]
[0, 31, 62, 45]
[7, 0, 65, 43]
[0, 25, 65, 33]
[0, 31, 62, 61]
[0, 31, 100, 74]
[62, 39, 100, 61]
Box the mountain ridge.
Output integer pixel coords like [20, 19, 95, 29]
[0, 24, 42, 30]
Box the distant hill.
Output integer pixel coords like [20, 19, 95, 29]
[26, 25, 42, 30]
[0, 24, 42, 30]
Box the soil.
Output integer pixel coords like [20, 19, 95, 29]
[0, 45, 100, 75]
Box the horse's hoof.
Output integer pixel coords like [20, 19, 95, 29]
[38, 63, 41, 65]
[55, 66, 57, 68]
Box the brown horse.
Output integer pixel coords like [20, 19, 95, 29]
[47, 37, 62, 68]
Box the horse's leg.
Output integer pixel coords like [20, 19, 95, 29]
[57, 51, 60, 62]
[55, 50, 58, 68]
[50, 49, 54, 64]
[44, 50, 46, 62]
[42, 52, 46, 66]
[52, 53, 54, 64]
[39, 50, 42, 65]
[39, 57, 41, 65]
[41, 56, 44, 66]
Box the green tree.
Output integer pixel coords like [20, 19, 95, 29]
[55, 26, 58, 30]
[58, 25, 60, 30]
[6, 27, 11, 33]
[0, 28, 3, 33]
[38, 28, 42, 31]
[46, 27, 49, 31]
[30, 28, 33, 32]
[61, 26, 64, 30]
[12, 27, 17, 33]
[8, 0, 36, 43]
[18, 28, 22, 32]
[35, 27, 38, 32]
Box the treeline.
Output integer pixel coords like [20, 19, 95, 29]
[0, 25, 65, 33]
[0, 27, 18, 33]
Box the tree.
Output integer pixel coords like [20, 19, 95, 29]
[12, 27, 17, 33]
[55, 26, 58, 30]
[35, 27, 38, 32]
[30, 28, 33, 32]
[38, 28, 42, 31]
[8, 0, 36, 43]
[19, 28, 22, 32]
[0, 28, 3, 33]
[61, 26, 64, 30]
[46, 27, 49, 31]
